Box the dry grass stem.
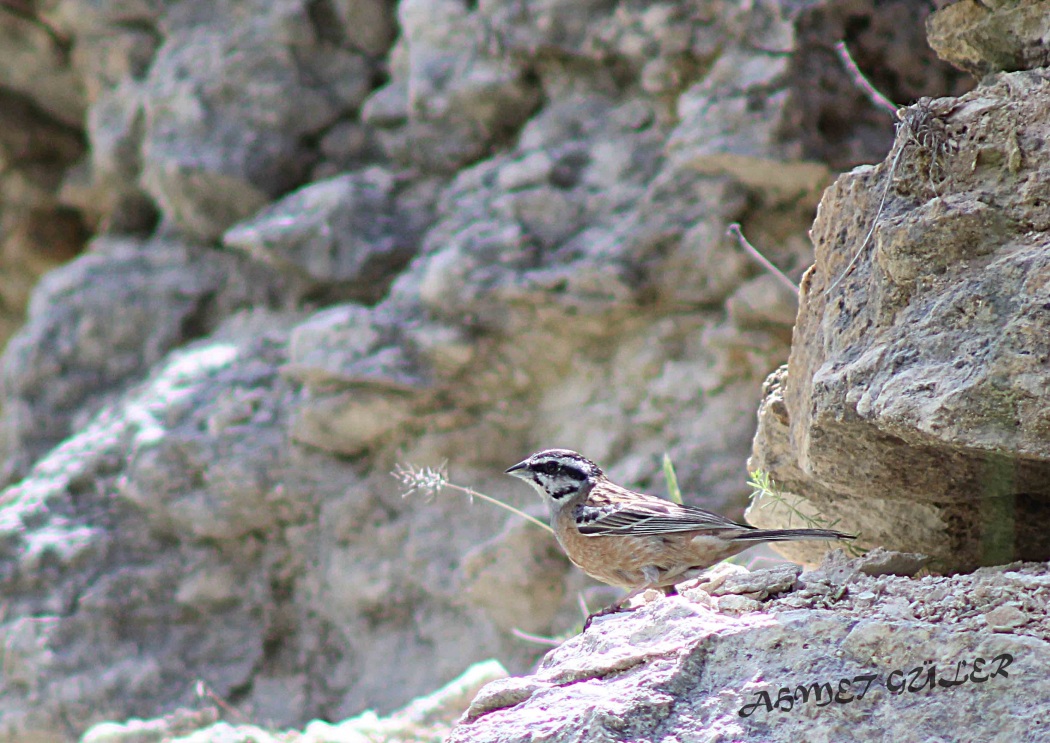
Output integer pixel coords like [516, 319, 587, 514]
[727, 224, 800, 296]
[393, 462, 554, 534]
[834, 40, 898, 116]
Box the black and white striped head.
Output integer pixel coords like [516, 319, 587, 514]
[505, 449, 603, 504]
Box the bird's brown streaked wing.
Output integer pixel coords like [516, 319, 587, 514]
[574, 494, 746, 536]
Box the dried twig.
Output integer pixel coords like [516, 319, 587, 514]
[727, 224, 800, 296]
[510, 628, 565, 647]
[834, 41, 898, 117]
[823, 142, 906, 296]
[195, 680, 247, 722]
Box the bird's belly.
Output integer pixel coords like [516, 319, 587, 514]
[555, 530, 677, 588]
[558, 527, 752, 589]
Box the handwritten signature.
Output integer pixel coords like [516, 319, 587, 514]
[738, 653, 1013, 718]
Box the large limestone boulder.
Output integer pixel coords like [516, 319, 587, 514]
[749, 69, 1050, 571]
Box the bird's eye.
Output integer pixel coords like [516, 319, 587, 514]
[540, 461, 560, 475]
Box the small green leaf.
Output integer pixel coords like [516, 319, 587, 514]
[747, 469, 864, 556]
[662, 453, 683, 505]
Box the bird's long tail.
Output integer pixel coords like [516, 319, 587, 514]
[731, 528, 855, 542]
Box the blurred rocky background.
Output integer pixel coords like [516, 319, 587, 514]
[5, 0, 1047, 741]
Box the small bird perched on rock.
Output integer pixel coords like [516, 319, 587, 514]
[506, 448, 855, 628]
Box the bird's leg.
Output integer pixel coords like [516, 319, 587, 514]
[583, 569, 662, 630]
[582, 609, 612, 631]
[583, 596, 632, 630]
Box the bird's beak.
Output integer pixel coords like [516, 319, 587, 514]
[505, 459, 529, 477]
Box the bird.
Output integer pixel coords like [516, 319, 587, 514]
[505, 448, 855, 629]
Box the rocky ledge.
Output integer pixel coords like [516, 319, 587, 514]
[450, 552, 1050, 742]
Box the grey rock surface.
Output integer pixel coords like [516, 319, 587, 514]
[223, 169, 436, 301]
[0, 235, 289, 479]
[927, 0, 1050, 76]
[0, 312, 555, 741]
[79, 659, 508, 743]
[450, 557, 1050, 743]
[0, 0, 1010, 740]
[0, 312, 308, 740]
[361, 0, 542, 174]
[138, 4, 374, 241]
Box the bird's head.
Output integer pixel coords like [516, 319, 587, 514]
[505, 449, 603, 506]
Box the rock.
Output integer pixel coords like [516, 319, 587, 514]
[0, 8, 86, 126]
[70, 26, 160, 104]
[450, 560, 1050, 742]
[682, 561, 751, 595]
[312, 120, 382, 179]
[285, 304, 431, 390]
[0, 88, 88, 349]
[293, 386, 417, 455]
[670, 49, 834, 203]
[138, 3, 375, 240]
[726, 274, 799, 330]
[785, 0, 973, 171]
[715, 594, 764, 614]
[455, 520, 570, 633]
[0, 309, 542, 742]
[223, 169, 434, 301]
[79, 659, 507, 743]
[707, 563, 803, 599]
[80, 709, 219, 743]
[854, 548, 930, 578]
[749, 70, 1050, 572]
[311, 0, 397, 57]
[927, 0, 1050, 75]
[0, 312, 305, 740]
[282, 304, 431, 453]
[361, 0, 541, 173]
[0, 235, 288, 478]
[872, 193, 1013, 285]
[984, 604, 1027, 632]
[77, 80, 157, 232]
[35, 0, 165, 40]
[0, 1, 1018, 740]
[66, 79, 157, 234]
[459, 676, 552, 726]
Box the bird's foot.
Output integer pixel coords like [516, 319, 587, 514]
[678, 574, 714, 593]
[583, 602, 633, 631]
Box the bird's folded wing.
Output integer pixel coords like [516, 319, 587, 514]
[575, 499, 744, 536]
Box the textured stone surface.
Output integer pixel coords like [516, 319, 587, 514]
[138, 4, 374, 241]
[0, 0, 1006, 740]
[0, 313, 552, 741]
[77, 660, 508, 743]
[0, 313, 307, 740]
[0, 235, 289, 479]
[928, 0, 1050, 75]
[749, 68, 1050, 572]
[361, 0, 542, 174]
[223, 169, 436, 301]
[0, 8, 86, 126]
[450, 557, 1050, 743]
[0, 88, 87, 349]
